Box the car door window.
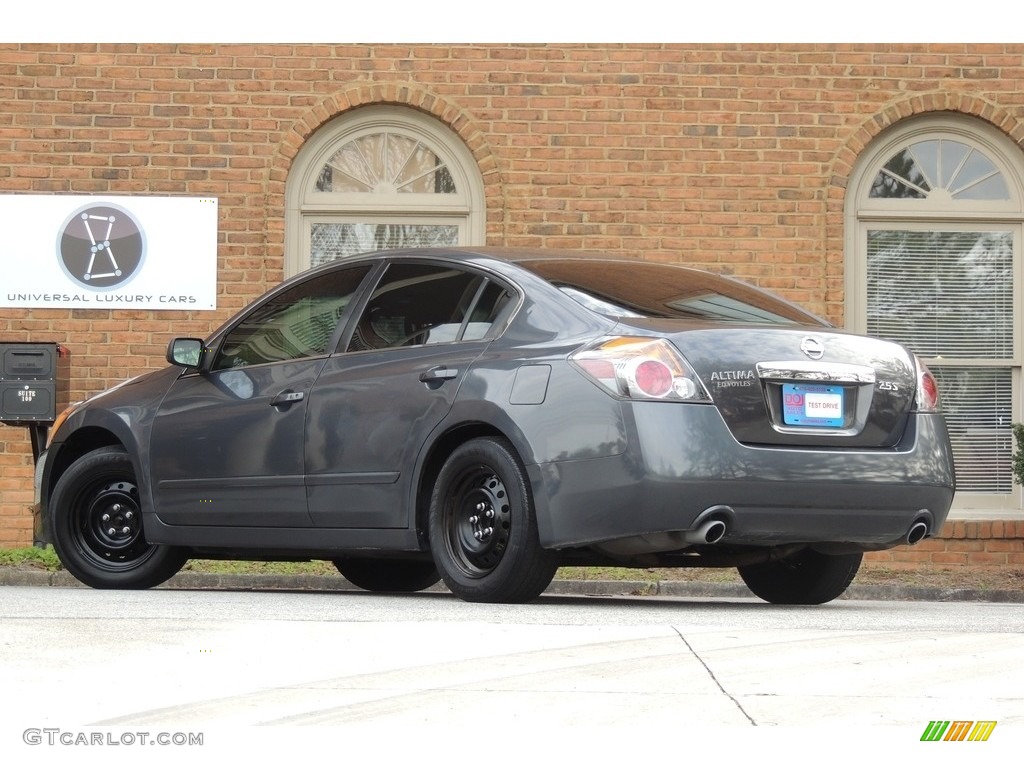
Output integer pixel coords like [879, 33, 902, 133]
[462, 279, 513, 341]
[345, 263, 509, 352]
[214, 265, 371, 370]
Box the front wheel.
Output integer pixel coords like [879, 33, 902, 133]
[49, 446, 187, 589]
[737, 549, 862, 605]
[428, 437, 558, 603]
[333, 558, 440, 593]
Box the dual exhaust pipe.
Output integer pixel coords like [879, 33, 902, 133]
[683, 510, 934, 547]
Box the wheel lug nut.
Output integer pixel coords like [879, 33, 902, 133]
[482, 527, 493, 537]
[101, 513, 110, 522]
[474, 531, 483, 541]
[113, 504, 122, 513]
[124, 511, 133, 520]
[469, 515, 479, 524]
[122, 527, 131, 535]
[476, 502, 486, 512]
[486, 509, 495, 519]
[107, 527, 117, 536]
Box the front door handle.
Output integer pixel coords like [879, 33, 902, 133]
[419, 366, 459, 383]
[269, 390, 305, 407]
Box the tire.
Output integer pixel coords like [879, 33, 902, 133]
[737, 549, 863, 605]
[49, 446, 187, 589]
[428, 437, 558, 604]
[333, 558, 440, 593]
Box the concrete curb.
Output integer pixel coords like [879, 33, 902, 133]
[3, 568, 1022, 603]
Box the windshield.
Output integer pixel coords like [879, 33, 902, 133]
[520, 258, 823, 326]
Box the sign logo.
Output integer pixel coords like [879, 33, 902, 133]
[800, 336, 825, 360]
[57, 203, 146, 290]
[920, 720, 997, 742]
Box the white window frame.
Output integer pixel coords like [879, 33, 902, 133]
[845, 114, 1024, 518]
[285, 105, 485, 276]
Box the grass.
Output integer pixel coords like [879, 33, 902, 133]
[3, 547, 1022, 592]
[0, 547, 63, 571]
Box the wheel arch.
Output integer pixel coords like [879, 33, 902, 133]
[41, 400, 153, 525]
[43, 427, 128, 512]
[413, 421, 521, 550]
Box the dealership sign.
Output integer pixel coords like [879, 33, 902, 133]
[1, 195, 218, 310]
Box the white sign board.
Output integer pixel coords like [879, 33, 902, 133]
[1, 195, 218, 310]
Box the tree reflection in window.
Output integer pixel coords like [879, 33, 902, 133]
[870, 140, 1008, 200]
[314, 132, 456, 195]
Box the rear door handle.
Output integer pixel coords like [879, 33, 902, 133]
[419, 366, 459, 383]
[269, 390, 305, 406]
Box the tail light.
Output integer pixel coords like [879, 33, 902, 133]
[914, 356, 940, 412]
[571, 337, 711, 402]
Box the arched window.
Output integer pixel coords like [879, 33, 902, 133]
[285, 105, 485, 275]
[846, 115, 1024, 514]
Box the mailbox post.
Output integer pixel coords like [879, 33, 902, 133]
[2, 342, 70, 548]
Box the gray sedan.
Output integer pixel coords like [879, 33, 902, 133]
[38, 248, 955, 604]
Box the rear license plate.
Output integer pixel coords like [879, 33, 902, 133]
[782, 383, 844, 427]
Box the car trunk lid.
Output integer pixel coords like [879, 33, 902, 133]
[632, 323, 918, 448]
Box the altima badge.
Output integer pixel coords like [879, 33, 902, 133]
[800, 337, 825, 360]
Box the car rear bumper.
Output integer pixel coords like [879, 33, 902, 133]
[529, 405, 955, 553]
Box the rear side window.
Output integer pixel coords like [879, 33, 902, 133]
[345, 263, 510, 351]
[463, 280, 512, 341]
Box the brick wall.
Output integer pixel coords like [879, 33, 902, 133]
[866, 521, 1024, 568]
[2, 43, 1024, 547]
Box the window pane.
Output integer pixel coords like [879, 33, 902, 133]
[463, 281, 512, 340]
[870, 149, 930, 198]
[932, 366, 1013, 493]
[950, 147, 1009, 200]
[869, 141, 1009, 201]
[314, 131, 457, 195]
[311, 223, 459, 267]
[215, 266, 371, 369]
[347, 263, 482, 352]
[867, 229, 1014, 359]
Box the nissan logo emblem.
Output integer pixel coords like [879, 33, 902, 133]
[801, 337, 825, 360]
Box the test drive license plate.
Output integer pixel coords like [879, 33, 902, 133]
[782, 383, 844, 427]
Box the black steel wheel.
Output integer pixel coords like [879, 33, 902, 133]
[737, 549, 863, 605]
[429, 437, 558, 603]
[333, 558, 440, 593]
[49, 446, 186, 589]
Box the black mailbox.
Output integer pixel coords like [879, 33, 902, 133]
[1, 343, 71, 426]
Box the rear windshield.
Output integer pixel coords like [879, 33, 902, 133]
[520, 259, 822, 326]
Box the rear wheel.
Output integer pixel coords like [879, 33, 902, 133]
[49, 446, 186, 589]
[429, 437, 558, 603]
[333, 558, 440, 593]
[738, 549, 862, 605]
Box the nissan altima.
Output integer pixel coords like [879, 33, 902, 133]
[37, 247, 956, 604]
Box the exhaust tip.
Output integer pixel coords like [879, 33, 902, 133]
[684, 517, 728, 545]
[906, 520, 929, 545]
[702, 520, 727, 544]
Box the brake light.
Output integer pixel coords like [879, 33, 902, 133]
[632, 359, 673, 398]
[915, 357, 940, 412]
[571, 337, 710, 402]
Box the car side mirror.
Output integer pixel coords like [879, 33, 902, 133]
[166, 338, 205, 369]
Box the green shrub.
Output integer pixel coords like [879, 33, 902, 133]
[1013, 423, 1024, 487]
